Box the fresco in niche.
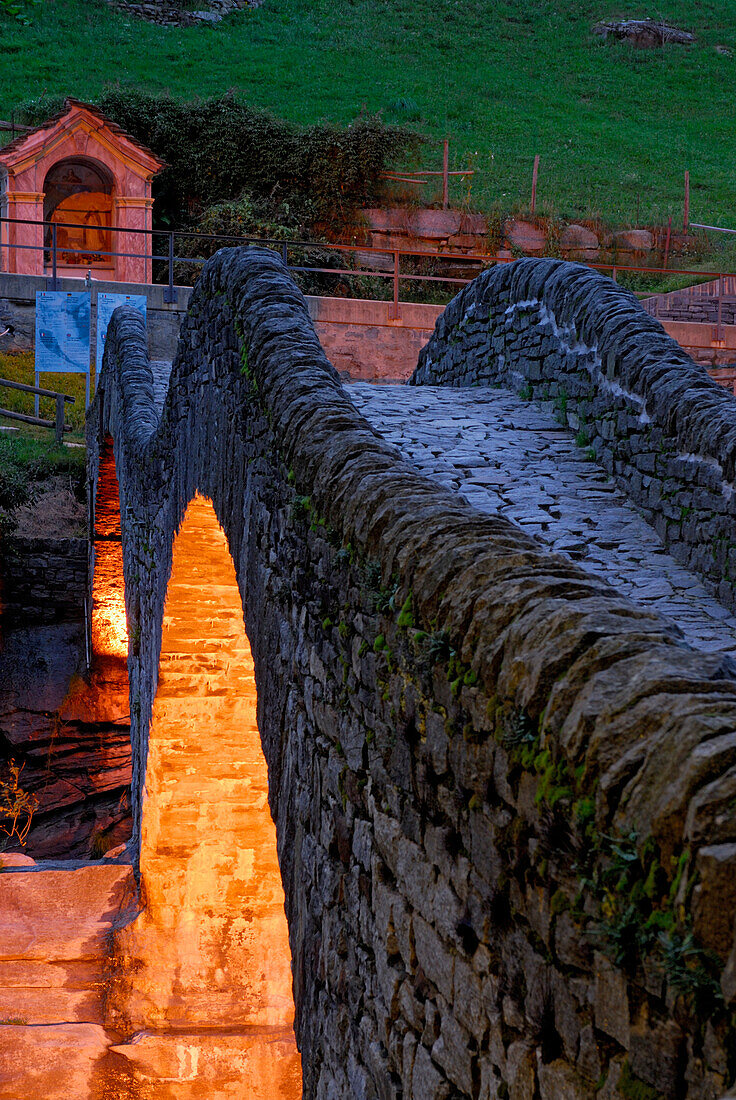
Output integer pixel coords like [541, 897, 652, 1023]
[43, 159, 113, 267]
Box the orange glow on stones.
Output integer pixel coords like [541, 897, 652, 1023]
[125, 494, 302, 1095]
[91, 542, 129, 658]
[91, 438, 129, 660]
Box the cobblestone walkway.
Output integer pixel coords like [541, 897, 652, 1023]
[349, 382, 736, 658]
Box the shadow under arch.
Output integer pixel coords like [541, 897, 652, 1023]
[108, 493, 302, 1096]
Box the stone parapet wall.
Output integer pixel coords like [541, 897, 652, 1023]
[91, 249, 736, 1099]
[412, 257, 736, 612]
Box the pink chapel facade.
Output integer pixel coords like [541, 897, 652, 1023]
[0, 100, 164, 284]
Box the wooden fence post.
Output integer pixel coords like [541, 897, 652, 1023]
[531, 154, 540, 214]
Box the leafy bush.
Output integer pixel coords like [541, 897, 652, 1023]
[173, 194, 379, 296]
[16, 89, 421, 236]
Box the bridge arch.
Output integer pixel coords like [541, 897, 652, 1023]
[90, 249, 736, 1098]
[106, 492, 301, 1093]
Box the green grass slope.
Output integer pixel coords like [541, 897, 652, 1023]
[1, 0, 735, 227]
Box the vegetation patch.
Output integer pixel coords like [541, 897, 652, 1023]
[2, 0, 736, 231]
[0, 432, 85, 535]
[14, 87, 418, 255]
[0, 759, 37, 848]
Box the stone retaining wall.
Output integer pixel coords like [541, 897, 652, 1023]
[0, 536, 87, 624]
[412, 257, 736, 613]
[647, 298, 736, 327]
[91, 249, 736, 1099]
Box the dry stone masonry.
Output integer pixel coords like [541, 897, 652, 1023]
[349, 383, 736, 657]
[412, 258, 736, 613]
[82, 249, 736, 1098]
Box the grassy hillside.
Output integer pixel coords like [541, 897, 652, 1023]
[1, 0, 735, 229]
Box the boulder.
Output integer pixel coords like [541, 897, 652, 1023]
[369, 231, 415, 254]
[447, 233, 489, 253]
[363, 207, 408, 233]
[613, 229, 654, 252]
[409, 209, 462, 239]
[353, 250, 394, 273]
[594, 20, 695, 47]
[459, 212, 488, 235]
[0, 853, 36, 868]
[505, 219, 546, 255]
[560, 223, 599, 259]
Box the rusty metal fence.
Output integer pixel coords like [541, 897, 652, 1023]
[3, 214, 736, 317]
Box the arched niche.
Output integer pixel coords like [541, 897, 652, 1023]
[43, 157, 114, 270]
[0, 100, 163, 282]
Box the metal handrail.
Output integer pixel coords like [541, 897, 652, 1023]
[3, 213, 736, 314]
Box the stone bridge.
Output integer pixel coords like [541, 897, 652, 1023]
[4, 250, 736, 1099]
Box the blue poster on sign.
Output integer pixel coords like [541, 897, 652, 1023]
[96, 293, 147, 372]
[35, 291, 91, 375]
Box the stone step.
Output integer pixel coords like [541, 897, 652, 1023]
[0, 1023, 113, 1100]
[0, 1024, 302, 1100]
[0, 864, 137, 1025]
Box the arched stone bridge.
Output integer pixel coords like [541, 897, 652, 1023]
[13, 251, 736, 1098]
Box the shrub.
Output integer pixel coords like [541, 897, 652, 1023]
[0, 434, 85, 535]
[16, 89, 421, 236]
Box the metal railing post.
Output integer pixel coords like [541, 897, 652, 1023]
[718, 274, 723, 339]
[392, 251, 400, 319]
[46, 222, 59, 292]
[281, 242, 288, 266]
[531, 154, 540, 215]
[684, 170, 690, 233]
[164, 231, 177, 304]
[442, 139, 449, 210]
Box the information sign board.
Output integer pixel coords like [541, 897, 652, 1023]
[35, 291, 91, 374]
[96, 293, 147, 372]
[34, 291, 92, 412]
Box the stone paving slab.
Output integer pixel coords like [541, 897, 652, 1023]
[348, 382, 736, 658]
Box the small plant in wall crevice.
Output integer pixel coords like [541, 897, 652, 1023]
[0, 759, 37, 849]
